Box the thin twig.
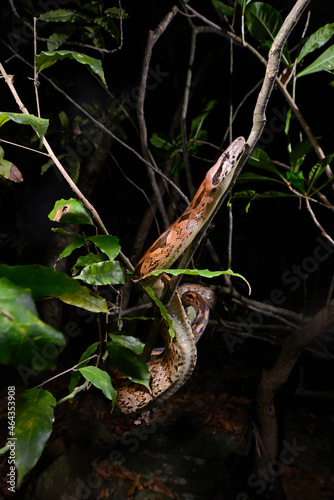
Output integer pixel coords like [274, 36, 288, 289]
[136, 5, 180, 229]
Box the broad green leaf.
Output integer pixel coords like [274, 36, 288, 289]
[0, 278, 65, 369]
[35, 50, 106, 85]
[212, 0, 236, 17]
[15, 389, 56, 487]
[75, 260, 125, 285]
[38, 9, 85, 23]
[68, 342, 99, 393]
[286, 171, 305, 193]
[245, 2, 290, 66]
[87, 235, 120, 261]
[57, 235, 86, 261]
[298, 23, 334, 62]
[247, 148, 285, 179]
[72, 253, 108, 273]
[147, 268, 250, 293]
[47, 32, 71, 51]
[297, 44, 334, 77]
[108, 333, 145, 355]
[59, 286, 107, 312]
[289, 139, 314, 172]
[150, 132, 175, 151]
[0, 264, 108, 313]
[107, 344, 151, 390]
[48, 198, 93, 225]
[237, 171, 284, 184]
[0, 112, 49, 142]
[307, 154, 334, 193]
[78, 366, 117, 401]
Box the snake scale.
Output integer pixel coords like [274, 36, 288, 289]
[115, 137, 245, 414]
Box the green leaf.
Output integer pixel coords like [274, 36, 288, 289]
[0, 112, 49, 142]
[286, 171, 305, 194]
[15, 389, 56, 487]
[107, 344, 151, 390]
[230, 190, 297, 212]
[237, 171, 284, 184]
[212, 0, 236, 17]
[150, 132, 175, 151]
[0, 278, 65, 369]
[245, 2, 290, 66]
[35, 50, 106, 85]
[247, 148, 285, 179]
[148, 268, 250, 293]
[307, 154, 334, 194]
[297, 44, 334, 77]
[140, 281, 175, 339]
[75, 260, 125, 286]
[48, 198, 94, 225]
[0, 264, 108, 313]
[289, 139, 314, 172]
[68, 342, 99, 393]
[108, 333, 145, 355]
[87, 235, 121, 261]
[78, 366, 117, 401]
[190, 100, 216, 140]
[72, 253, 108, 273]
[57, 235, 86, 261]
[38, 9, 84, 22]
[298, 23, 334, 62]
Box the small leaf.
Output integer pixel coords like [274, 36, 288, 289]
[108, 333, 145, 355]
[38, 9, 85, 23]
[35, 50, 106, 85]
[140, 282, 175, 339]
[15, 389, 56, 487]
[78, 366, 117, 401]
[247, 148, 285, 179]
[297, 44, 334, 77]
[57, 235, 86, 261]
[0, 112, 49, 142]
[150, 132, 175, 151]
[75, 260, 125, 285]
[49, 198, 94, 225]
[68, 342, 99, 393]
[289, 139, 314, 172]
[107, 344, 151, 390]
[286, 171, 305, 193]
[212, 0, 236, 17]
[72, 253, 108, 273]
[307, 154, 334, 193]
[87, 235, 121, 260]
[0, 278, 65, 369]
[298, 23, 334, 62]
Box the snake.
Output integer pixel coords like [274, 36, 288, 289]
[115, 136, 245, 414]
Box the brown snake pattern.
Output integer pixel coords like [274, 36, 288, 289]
[115, 137, 245, 414]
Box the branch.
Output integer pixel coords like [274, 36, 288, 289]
[136, 4, 179, 229]
[257, 298, 334, 461]
[0, 60, 134, 272]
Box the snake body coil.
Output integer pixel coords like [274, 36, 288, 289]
[115, 137, 245, 414]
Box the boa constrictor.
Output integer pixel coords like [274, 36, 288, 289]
[115, 136, 245, 414]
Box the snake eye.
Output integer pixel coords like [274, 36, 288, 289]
[211, 187, 217, 193]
